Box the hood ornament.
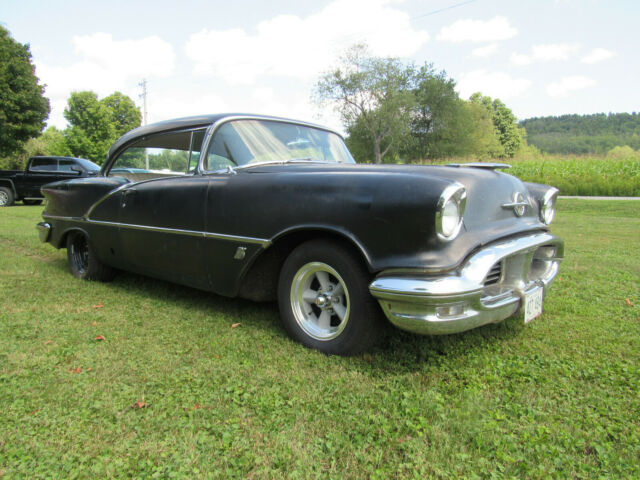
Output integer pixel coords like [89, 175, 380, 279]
[502, 192, 528, 217]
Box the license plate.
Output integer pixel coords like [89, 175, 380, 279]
[524, 287, 544, 324]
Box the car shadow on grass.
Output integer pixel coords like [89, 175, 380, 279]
[363, 317, 527, 373]
[55, 263, 529, 371]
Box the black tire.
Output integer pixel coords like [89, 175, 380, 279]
[278, 239, 385, 355]
[0, 187, 14, 207]
[66, 231, 115, 282]
[23, 199, 43, 206]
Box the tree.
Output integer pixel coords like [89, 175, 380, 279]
[64, 91, 115, 163]
[462, 101, 504, 159]
[63, 90, 140, 164]
[469, 93, 522, 157]
[102, 91, 141, 137]
[0, 26, 50, 157]
[408, 65, 478, 159]
[315, 45, 415, 164]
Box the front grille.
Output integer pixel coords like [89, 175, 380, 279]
[484, 262, 503, 286]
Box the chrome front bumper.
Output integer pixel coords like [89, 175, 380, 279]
[369, 233, 563, 335]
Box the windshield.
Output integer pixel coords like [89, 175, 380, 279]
[204, 119, 354, 171]
[76, 158, 101, 172]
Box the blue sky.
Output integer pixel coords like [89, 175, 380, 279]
[2, 0, 638, 131]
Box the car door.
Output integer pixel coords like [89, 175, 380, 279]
[109, 128, 210, 290]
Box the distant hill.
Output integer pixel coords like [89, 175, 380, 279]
[519, 113, 640, 154]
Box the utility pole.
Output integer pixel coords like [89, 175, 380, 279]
[139, 79, 149, 169]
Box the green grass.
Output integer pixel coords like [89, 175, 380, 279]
[1, 202, 639, 479]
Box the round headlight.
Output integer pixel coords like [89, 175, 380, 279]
[436, 183, 467, 241]
[540, 188, 559, 225]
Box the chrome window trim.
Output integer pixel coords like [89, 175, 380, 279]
[42, 214, 271, 247]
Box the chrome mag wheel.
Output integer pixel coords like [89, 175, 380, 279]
[290, 262, 350, 341]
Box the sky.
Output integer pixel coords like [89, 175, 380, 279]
[2, 0, 638, 132]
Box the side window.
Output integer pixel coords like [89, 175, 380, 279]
[58, 160, 78, 172]
[30, 158, 57, 171]
[108, 129, 205, 182]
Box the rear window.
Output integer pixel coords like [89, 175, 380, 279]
[30, 158, 57, 171]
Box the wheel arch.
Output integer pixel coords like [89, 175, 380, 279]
[0, 179, 17, 197]
[236, 226, 374, 302]
[57, 225, 91, 249]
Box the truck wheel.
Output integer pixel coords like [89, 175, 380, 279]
[23, 199, 42, 206]
[278, 239, 384, 355]
[66, 231, 115, 281]
[0, 187, 14, 207]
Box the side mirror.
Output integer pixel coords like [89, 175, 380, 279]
[71, 165, 83, 175]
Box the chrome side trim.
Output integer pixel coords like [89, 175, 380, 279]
[42, 214, 85, 222]
[41, 214, 271, 247]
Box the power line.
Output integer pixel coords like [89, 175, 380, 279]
[410, 0, 479, 22]
[327, 0, 479, 50]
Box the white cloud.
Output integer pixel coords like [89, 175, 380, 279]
[36, 33, 175, 128]
[510, 43, 579, 65]
[436, 16, 517, 43]
[581, 47, 617, 64]
[185, 0, 429, 84]
[457, 70, 532, 100]
[546, 75, 596, 97]
[471, 43, 499, 58]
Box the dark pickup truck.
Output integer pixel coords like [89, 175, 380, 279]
[0, 156, 100, 206]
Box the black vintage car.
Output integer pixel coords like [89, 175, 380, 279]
[37, 114, 563, 355]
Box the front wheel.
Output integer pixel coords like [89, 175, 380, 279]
[278, 239, 384, 355]
[66, 231, 115, 281]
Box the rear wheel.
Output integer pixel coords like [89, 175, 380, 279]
[66, 231, 115, 281]
[278, 239, 384, 355]
[0, 187, 14, 207]
[23, 199, 42, 206]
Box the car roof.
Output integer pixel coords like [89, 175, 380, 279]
[107, 113, 342, 159]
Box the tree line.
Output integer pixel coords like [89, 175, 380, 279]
[520, 113, 640, 155]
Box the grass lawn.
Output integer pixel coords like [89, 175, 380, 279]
[1, 200, 638, 479]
